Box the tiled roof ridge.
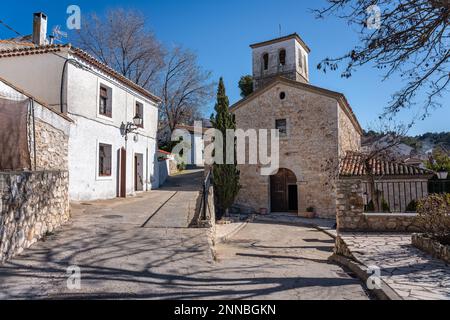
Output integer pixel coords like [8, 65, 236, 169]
[0, 44, 161, 103]
[339, 151, 435, 177]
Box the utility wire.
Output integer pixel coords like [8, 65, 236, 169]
[0, 16, 155, 104]
[0, 18, 22, 37]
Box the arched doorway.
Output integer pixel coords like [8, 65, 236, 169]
[270, 168, 298, 212]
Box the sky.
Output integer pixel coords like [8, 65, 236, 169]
[0, 0, 448, 135]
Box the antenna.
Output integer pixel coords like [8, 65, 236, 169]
[279, 24, 282, 37]
[51, 25, 67, 43]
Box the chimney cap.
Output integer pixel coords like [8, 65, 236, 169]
[33, 12, 47, 19]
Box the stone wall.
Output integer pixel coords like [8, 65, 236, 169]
[252, 38, 308, 90]
[412, 234, 450, 264]
[338, 105, 361, 157]
[337, 178, 421, 232]
[33, 118, 69, 170]
[0, 171, 70, 262]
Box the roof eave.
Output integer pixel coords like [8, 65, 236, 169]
[249, 33, 311, 53]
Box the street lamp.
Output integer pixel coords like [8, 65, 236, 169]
[121, 113, 142, 140]
[133, 113, 143, 127]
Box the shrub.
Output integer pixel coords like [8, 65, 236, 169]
[406, 200, 418, 212]
[416, 194, 450, 241]
[306, 206, 315, 213]
[381, 199, 391, 213]
[366, 200, 375, 212]
[177, 162, 186, 171]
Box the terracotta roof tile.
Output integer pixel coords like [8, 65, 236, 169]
[339, 152, 434, 177]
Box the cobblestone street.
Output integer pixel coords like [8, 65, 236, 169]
[339, 233, 450, 300]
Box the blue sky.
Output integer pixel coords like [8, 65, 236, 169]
[1, 0, 448, 135]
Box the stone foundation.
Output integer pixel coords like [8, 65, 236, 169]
[0, 171, 70, 262]
[412, 234, 450, 264]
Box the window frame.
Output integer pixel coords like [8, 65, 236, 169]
[135, 100, 144, 129]
[262, 53, 269, 71]
[279, 49, 286, 66]
[298, 49, 303, 70]
[97, 142, 113, 179]
[275, 119, 288, 138]
[98, 83, 113, 119]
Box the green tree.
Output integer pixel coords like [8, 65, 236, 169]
[238, 75, 254, 98]
[426, 149, 450, 173]
[211, 78, 241, 218]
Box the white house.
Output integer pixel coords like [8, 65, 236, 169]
[175, 121, 212, 167]
[0, 12, 161, 201]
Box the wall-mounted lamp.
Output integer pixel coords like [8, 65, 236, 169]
[121, 114, 142, 140]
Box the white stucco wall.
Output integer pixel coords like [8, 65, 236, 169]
[0, 50, 159, 201]
[0, 51, 66, 111]
[66, 54, 159, 201]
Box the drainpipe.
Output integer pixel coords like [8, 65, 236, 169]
[31, 99, 37, 171]
[60, 58, 86, 114]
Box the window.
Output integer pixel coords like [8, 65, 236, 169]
[99, 85, 112, 117]
[298, 50, 303, 70]
[279, 92, 286, 100]
[303, 55, 308, 76]
[98, 143, 112, 177]
[276, 119, 287, 137]
[135, 101, 144, 128]
[279, 49, 286, 66]
[263, 53, 269, 70]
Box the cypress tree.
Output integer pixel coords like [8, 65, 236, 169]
[211, 78, 240, 218]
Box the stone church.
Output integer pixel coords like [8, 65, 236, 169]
[230, 34, 362, 218]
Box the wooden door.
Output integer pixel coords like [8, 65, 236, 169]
[270, 168, 297, 212]
[119, 147, 126, 198]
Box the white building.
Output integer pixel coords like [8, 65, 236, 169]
[0, 13, 161, 201]
[175, 122, 212, 167]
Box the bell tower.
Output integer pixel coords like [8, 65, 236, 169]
[250, 33, 310, 91]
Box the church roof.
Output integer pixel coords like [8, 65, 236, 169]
[229, 76, 363, 135]
[250, 33, 311, 53]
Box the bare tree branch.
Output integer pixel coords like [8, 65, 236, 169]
[314, 0, 449, 118]
[74, 8, 165, 91]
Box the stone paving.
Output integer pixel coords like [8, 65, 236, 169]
[339, 233, 450, 300]
[0, 174, 369, 299]
[142, 170, 204, 228]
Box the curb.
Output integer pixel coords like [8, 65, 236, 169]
[215, 222, 249, 244]
[329, 253, 403, 301]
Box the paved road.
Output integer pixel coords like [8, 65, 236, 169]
[214, 221, 370, 300]
[0, 170, 369, 299]
[142, 169, 204, 228]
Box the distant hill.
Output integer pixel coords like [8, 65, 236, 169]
[401, 132, 450, 153]
[363, 131, 450, 155]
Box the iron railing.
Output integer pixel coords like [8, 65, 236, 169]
[429, 179, 450, 195]
[362, 180, 428, 213]
[201, 170, 212, 221]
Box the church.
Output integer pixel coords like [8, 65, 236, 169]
[230, 33, 363, 218]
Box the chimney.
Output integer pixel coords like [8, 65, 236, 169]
[32, 12, 48, 46]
